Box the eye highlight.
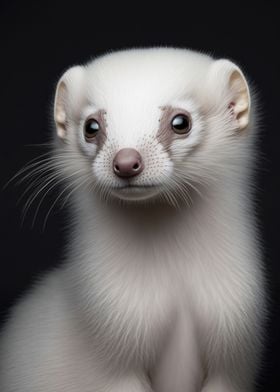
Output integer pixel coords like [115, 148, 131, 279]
[171, 114, 192, 135]
[84, 119, 100, 141]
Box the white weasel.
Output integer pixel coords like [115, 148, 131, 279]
[0, 48, 266, 392]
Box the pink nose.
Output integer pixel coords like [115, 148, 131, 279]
[113, 148, 144, 178]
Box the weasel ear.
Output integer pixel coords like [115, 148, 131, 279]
[54, 66, 85, 139]
[208, 59, 251, 130]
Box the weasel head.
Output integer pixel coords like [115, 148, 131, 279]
[53, 48, 252, 206]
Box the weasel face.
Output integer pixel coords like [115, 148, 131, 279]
[54, 49, 251, 205]
[81, 99, 201, 203]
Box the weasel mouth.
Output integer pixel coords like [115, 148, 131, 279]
[110, 184, 160, 201]
[118, 185, 154, 189]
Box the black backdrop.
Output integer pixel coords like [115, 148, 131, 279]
[0, 1, 279, 390]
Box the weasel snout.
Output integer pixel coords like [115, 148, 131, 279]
[113, 148, 144, 178]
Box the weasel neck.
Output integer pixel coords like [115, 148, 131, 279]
[65, 175, 253, 272]
[71, 190, 200, 249]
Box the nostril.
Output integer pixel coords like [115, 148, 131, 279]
[133, 162, 140, 170]
[114, 164, 120, 172]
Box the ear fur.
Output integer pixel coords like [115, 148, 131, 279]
[54, 66, 85, 139]
[208, 59, 251, 130]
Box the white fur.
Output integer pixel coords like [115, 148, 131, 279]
[0, 48, 266, 391]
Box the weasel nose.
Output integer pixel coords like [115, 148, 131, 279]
[113, 148, 144, 178]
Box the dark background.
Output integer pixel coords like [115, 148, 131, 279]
[0, 1, 279, 390]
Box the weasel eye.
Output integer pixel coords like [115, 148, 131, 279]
[84, 119, 100, 141]
[171, 114, 192, 135]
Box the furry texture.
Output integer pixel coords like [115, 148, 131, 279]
[0, 48, 266, 391]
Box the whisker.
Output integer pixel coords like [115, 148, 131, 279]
[42, 174, 92, 231]
[16, 163, 58, 188]
[24, 142, 53, 148]
[17, 169, 60, 206]
[3, 152, 52, 189]
[31, 168, 87, 228]
[60, 175, 94, 210]
[9, 154, 79, 187]
[21, 173, 63, 226]
[14, 156, 81, 187]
